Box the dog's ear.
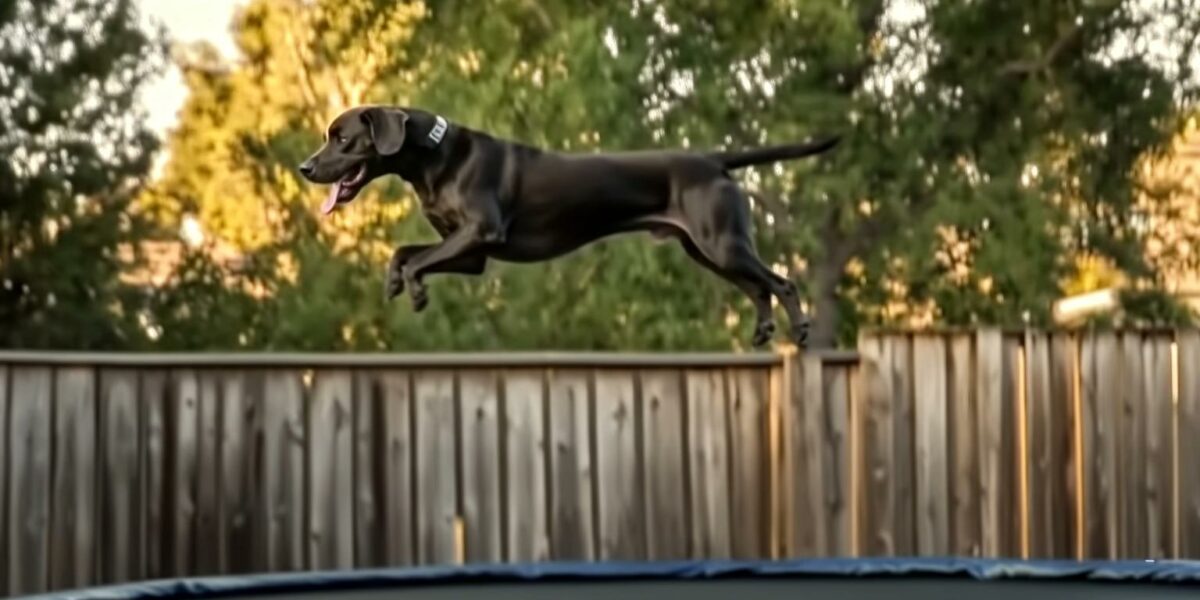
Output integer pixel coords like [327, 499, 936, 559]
[362, 107, 409, 155]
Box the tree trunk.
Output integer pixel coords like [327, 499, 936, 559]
[808, 258, 844, 350]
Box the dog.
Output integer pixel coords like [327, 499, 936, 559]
[298, 106, 839, 348]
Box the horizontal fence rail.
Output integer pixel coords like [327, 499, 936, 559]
[0, 329, 1198, 596]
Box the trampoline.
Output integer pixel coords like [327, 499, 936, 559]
[16, 558, 1200, 600]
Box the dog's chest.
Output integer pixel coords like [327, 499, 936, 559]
[419, 193, 466, 237]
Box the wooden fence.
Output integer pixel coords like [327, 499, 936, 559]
[0, 329, 1198, 595]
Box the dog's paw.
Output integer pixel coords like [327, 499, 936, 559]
[385, 267, 405, 300]
[790, 318, 810, 348]
[410, 285, 429, 312]
[751, 320, 776, 348]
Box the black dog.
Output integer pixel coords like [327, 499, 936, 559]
[298, 106, 838, 348]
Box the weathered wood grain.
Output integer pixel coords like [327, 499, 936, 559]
[593, 369, 644, 560]
[889, 337, 916, 556]
[194, 372, 221, 575]
[729, 368, 768, 558]
[947, 334, 979, 557]
[1118, 333, 1147, 558]
[414, 370, 458, 565]
[857, 334, 896, 557]
[789, 353, 826, 556]
[307, 370, 355, 569]
[975, 328, 1011, 558]
[1178, 329, 1200, 558]
[457, 369, 502, 563]
[640, 369, 687, 559]
[822, 362, 853, 557]
[547, 369, 595, 560]
[503, 369, 549, 561]
[379, 371, 415, 566]
[1082, 332, 1120, 559]
[1142, 334, 1173, 559]
[167, 370, 200, 576]
[1024, 332, 1056, 558]
[352, 371, 382, 568]
[1049, 334, 1079, 559]
[913, 335, 949, 556]
[140, 370, 168, 579]
[219, 370, 258, 573]
[99, 370, 141, 583]
[50, 367, 97, 590]
[260, 370, 305, 571]
[7, 366, 53, 595]
[686, 368, 731, 559]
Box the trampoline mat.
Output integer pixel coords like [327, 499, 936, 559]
[222, 578, 1199, 600]
[19, 559, 1200, 599]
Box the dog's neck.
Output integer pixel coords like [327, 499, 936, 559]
[385, 109, 460, 195]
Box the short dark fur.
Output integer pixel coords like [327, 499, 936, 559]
[299, 106, 839, 347]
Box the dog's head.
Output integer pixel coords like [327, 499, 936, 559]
[298, 105, 410, 215]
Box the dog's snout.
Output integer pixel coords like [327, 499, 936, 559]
[298, 160, 316, 177]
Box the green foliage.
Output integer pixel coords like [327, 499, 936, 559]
[0, 0, 165, 349]
[7, 0, 1199, 351]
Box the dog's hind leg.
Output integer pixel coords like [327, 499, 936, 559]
[681, 182, 810, 347]
[677, 236, 777, 348]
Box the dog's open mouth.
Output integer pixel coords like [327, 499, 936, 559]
[319, 163, 368, 215]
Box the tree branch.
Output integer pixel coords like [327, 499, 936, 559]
[997, 21, 1083, 77]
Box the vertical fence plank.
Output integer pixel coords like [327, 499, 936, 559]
[504, 370, 549, 562]
[976, 328, 1012, 558]
[822, 362, 853, 557]
[1024, 333, 1057, 558]
[167, 370, 199, 576]
[1179, 329, 1200, 558]
[1118, 333, 1147, 558]
[352, 371, 382, 568]
[547, 369, 595, 560]
[640, 369, 687, 560]
[686, 369, 731, 558]
[50, 367, 97, 590]
[140, 371, 168, 580]
[0, 365, 7, 592]
[1003, 335, 1025, 558]
[913, 335, 949, 556]
[458, 369, 502, 563]
[1082, 332, 1120, 558]
[261, 370, 305, 571]
[99, 370, 141, 584]
[594, 369, 644, 560]
[948, 334, 979, 557]
[787, 354, 826, 556]
[7, 366, 53, 595]
[220, 371, 258, 574]
[194, 373, 221, 575]
[1143, 334, 1173, 559]
[889, 337, 916, 557]
[1050, 334, 1079, 559]
[857, 334, 894, 557]
[414, 370, 458, 565]
[308, 370, 354, 569]
[380, 372, 415, 566]
[729, 368, 768, 558]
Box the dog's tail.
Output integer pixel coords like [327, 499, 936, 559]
[710, 136, 841, 170]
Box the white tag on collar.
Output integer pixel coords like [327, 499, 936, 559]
[428, 115, 448, 145]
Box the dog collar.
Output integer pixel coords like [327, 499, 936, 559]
[427, 115, 448, 146]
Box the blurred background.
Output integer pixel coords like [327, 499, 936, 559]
[3, 0, 1200, 352]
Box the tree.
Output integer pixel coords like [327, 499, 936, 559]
[0, 0, 165, 349]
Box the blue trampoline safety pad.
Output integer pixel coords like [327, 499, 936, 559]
[18, 557, 1200, 600]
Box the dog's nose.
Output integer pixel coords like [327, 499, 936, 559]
[298, 161, 315, 177]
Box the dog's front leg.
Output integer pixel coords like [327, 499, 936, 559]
[401, 222, 502, 311]
[386, 244, 435, 300]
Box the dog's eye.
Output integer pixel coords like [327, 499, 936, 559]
[337, 135, 349, 145]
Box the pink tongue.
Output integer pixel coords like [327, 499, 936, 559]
[320, 182, 342, 215]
